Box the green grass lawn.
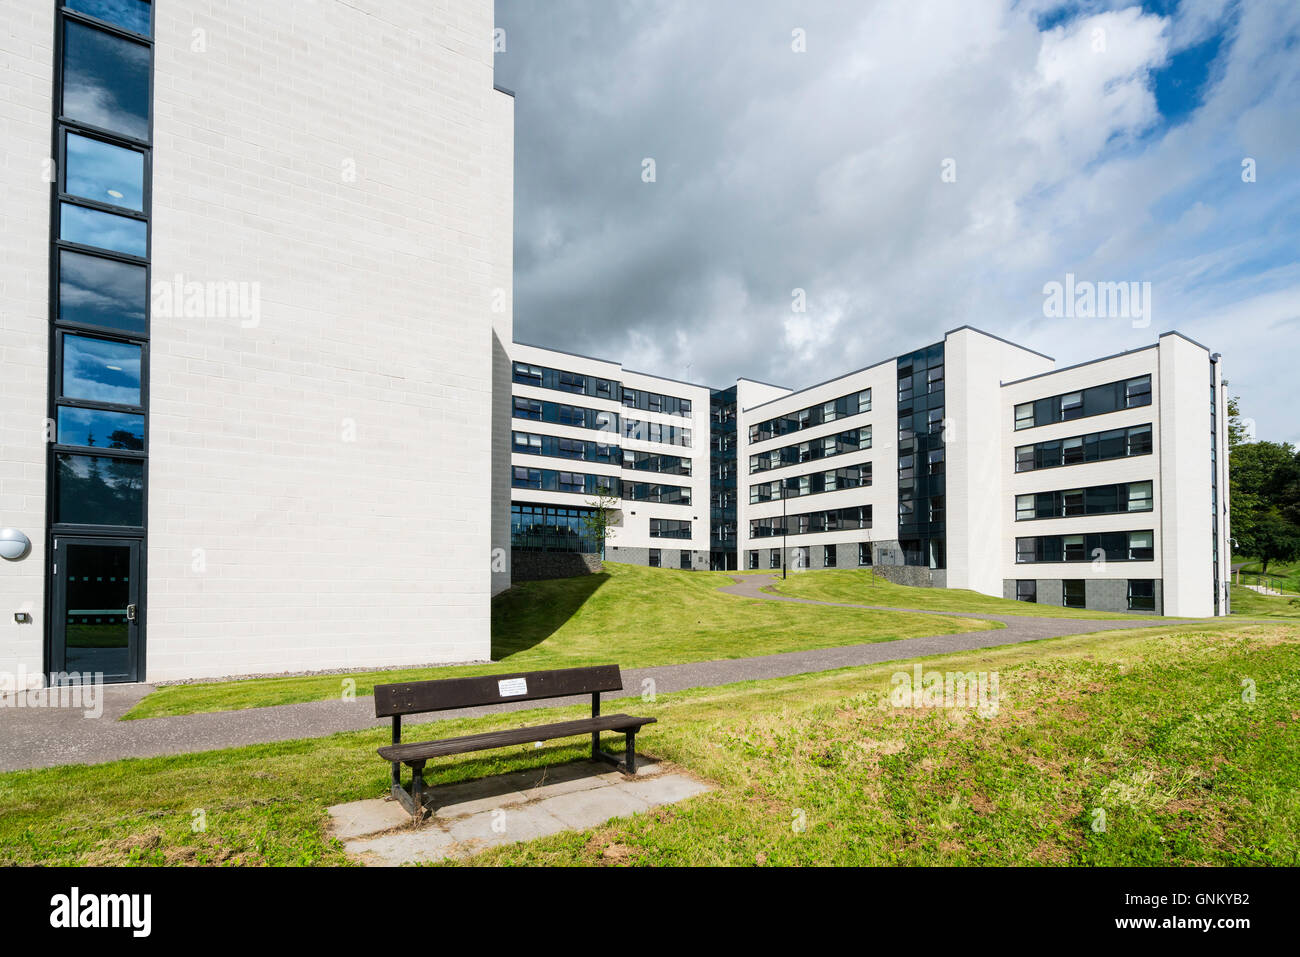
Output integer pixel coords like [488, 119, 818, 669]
[126, 563, 999, 719]
[764, 568, 1146, 619]
[3, 620, 1295, 866]
[1234, 559, 1300, 594]
[1230, 583, 1300, 619]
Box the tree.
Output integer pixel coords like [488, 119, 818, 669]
[582, 484, 620, 560]
[1238, 510, 1300, 574]
[1227, 395, 1251, 449]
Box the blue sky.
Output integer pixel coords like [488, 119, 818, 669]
[496, 0, 1300, 444]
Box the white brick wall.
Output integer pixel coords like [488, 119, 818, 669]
[145, 0, 507, 679]
[0, 1, 54, 690]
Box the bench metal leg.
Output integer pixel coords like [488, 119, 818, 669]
[591, 692, 601, 761]
[625, 730, 637, 775]
[410, 761, 427, 814]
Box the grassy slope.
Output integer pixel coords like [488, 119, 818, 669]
[2, 621, 1296, 866]
[1234, 559, 1300, 594]
[126, 563, 998, 719]
[765, 569, 1145, 619]
[1230, 583, 1300, 619]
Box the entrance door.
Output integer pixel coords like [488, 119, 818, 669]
[50, 537, 143, 683]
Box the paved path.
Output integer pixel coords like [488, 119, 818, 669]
[0, 575, 1211, 772]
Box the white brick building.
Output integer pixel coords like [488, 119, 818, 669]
[1, 0, 512, 686]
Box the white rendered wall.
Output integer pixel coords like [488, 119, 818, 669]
[944, 328, 1053, 595]
[1157, 333, 1215, 617]
[145, 1, 505, 679]
[490, 87, 515, 596]
[0, 2, 55, 690]
[736, 365, 892, 566]
[1001, 346, 1165, 594]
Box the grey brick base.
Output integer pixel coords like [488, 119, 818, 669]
[605, 545, 708, 571]
[1002, 577, 1164, 614]
[510, 550, 602, 582]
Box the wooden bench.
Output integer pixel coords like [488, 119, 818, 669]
[373, 664, 656, 818]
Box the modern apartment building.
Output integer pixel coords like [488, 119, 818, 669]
[508, 343, 712, 572]
[1, 0, 512, 686]
[510, 328, 1231, 618]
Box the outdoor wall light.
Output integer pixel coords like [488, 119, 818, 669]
[14, 612, 32, 624]
[0, 529, 32, 561]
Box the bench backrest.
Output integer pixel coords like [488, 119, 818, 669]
[373, 664, 623, 718]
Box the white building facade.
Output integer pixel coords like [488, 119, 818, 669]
[1, 0, 512, 686]
[506, 328, 1230, 618]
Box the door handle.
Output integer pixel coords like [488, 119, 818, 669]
[126, 604, 137, 622]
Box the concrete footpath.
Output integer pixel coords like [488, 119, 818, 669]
[0, 574, 1205, 772]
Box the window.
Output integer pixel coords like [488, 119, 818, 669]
[557, 371, 585, 393]
[61, 334, 142, 406]
[1015, 446, 1034, 472]
[858, 542, 872, 566]
[926, 366, 944, 393]
[648, 549, 661, 568]
[1128, 425, 1152, 456]
[649, 519, 691, 539]
[62, 19, 151, 140]
[68, 0, 153, 35]
[60, 202, 147, 257]
[1127, 579, 1155, 611]
[57, 407, 144, 450]
[513, 397, 541, 420]
[770, 549, 781, 569]
[1062, 489, 1084, 516]
[748, 550, 759, 570]
[1062, 580, 1086, 608]
[512, 467, 541, 490]
[927, 449, 945, 474]
[558, 405, 584, 427]
[1063, 535, 1085, 562]
[1061, 436, 1084, 466]
[1128, 530, 1154, 561]
[65, 132, 145, 212]
[1016, 539, 1035, 564]
[557, 438, 585, 460]
[1126, 375, 1151, 408]
[1016, 580, 1037, 603]
[823, 545, 836, 568]
[1060, 392, 1083, 420]
[54, 453, 144, 526]
[1127, 481, 1153, 512]
[512, 431, 541, 453]
[56, 250, 148, 335]
[680, 550, 691, 570]
[1015, 403, 1034, 430]
[557, 472, 584, 494]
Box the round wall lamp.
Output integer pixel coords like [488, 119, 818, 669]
[0, 529, 32, 561]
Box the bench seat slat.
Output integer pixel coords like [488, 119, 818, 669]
[377, 714, 656, 764]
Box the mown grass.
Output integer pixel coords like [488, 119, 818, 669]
[764, 568, 1145, 619]
[3, 620, 1296, 866]
[1235, 559, 1300, 595]
[125, 563, 998, 719]
[1230, 583, 1300, 619]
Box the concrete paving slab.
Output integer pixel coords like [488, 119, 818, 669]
[534, 785, 653, 831]
[345, 827, 457, 866]
[446, 804, 569, 851]
[622, 773, 711, 807]
[329, 760, 714, 864]
[327, 798, 411, 840]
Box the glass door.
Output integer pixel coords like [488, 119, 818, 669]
[50, 537, 142, 683]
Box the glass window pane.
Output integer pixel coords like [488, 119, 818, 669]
[54, 453, 144, 526]
[62, 21, 150, 140]
[62, 334, 142, 405]
[57, 406, 145, 450]
[61, 202, 146, 257]
[65, 132, 144, 210]
[67, 0, 152, 35]
[58, 250, 147, 334]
